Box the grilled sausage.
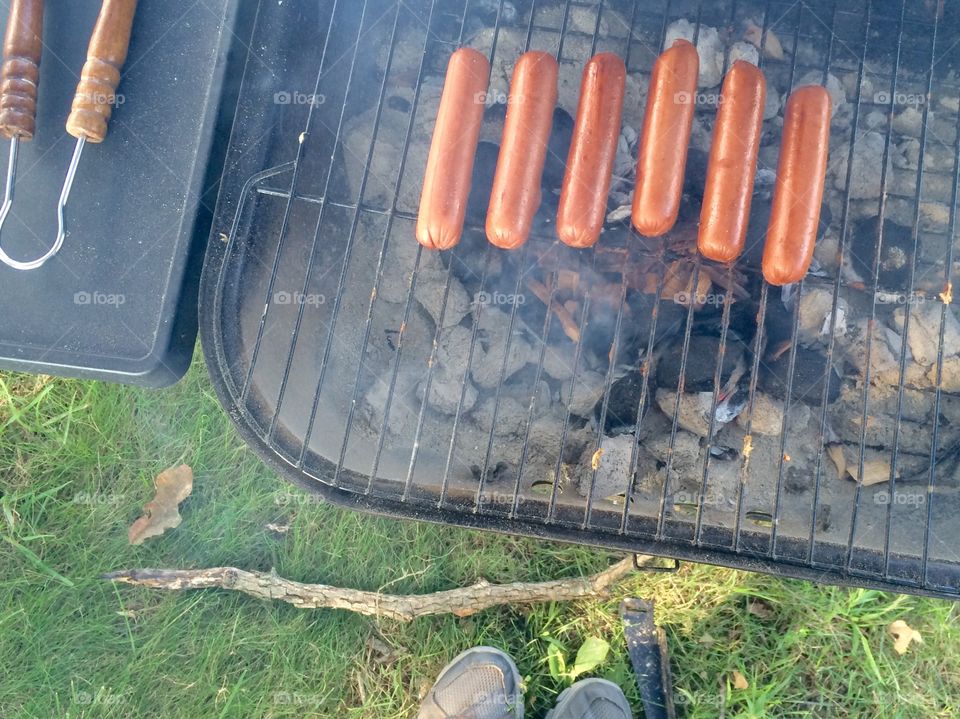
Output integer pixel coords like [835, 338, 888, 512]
[556, 53, 626, 248]
[697, 61, 767, 263]
[762, 85, 831, 286]
[631, 39, 699, 237]
[416, 48, 490, 250]
[486, 51, 558, 249]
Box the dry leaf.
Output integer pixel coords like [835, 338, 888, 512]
[128, 464, 193, 545]
[732, 670, 750, 690]
[746, 598, 775, 620]
[827, 443, 846, 479]
[855, 459, 892, 486]
[744, 20, 785, 60]
[266, 522, 290, 534]
[888, 620, 923, 655]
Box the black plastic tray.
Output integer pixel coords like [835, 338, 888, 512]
[0, 0, 243, 387]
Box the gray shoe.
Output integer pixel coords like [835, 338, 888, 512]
[546, 678, 632, 719]
[416, 646, 524, 719]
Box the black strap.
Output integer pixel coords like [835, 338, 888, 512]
[620, 598, 676, 719]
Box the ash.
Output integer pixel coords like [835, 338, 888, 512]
[324, 2, 960, 557]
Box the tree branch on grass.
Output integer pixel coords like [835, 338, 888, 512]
[103, 556, 651, 622]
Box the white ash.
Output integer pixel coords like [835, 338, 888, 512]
[472, 396, 534, 438]
[622, 74, 650, 133]
[831, 131, 895, 200]
[797, 71, 847, 120]
[763, 84, 781, 121]
[576, 434, 636, 499]
[892, 106, 925, 138]
[727, 41, 759, 68]
[796, 285, 848, 347]
[563, 370, 606, 418]
[470, 308, 537, 388]
[892, 302, 960, 368]
[840, 73, 874, 103]
[864, 110, 887, 130]
[414, 254, 472, 328]
[422, 325, 479, 414]
[736, 392, 811, 436]
[533, 3, 620, 37]
[654, 388, 741, 437]
[664, 19, 725, 88]
[540, 345, 578, 382]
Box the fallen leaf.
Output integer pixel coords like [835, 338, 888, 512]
[827, 443, 846, 479]
[744, 20, 785, 60]
[570, 636, 610, 680]
[888, 620, 923, 655]
[746, 598, 775, 620]
[854, 459, 893, 486]
[732, 670, 750, 690]
[128, 464, 193, 545]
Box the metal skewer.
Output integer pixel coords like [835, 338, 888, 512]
[0, 0, 137, 271]
[0, 0, 44, 270]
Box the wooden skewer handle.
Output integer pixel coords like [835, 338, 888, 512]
[0, 0, 44, 141]
[66, 0, 137, 143]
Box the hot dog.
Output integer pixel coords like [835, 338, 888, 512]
[556, 53, 626, 248]
[631, 39, 699, 237]
[762, 85, 831, 286]
[698, 61, 766, 263]
[416, 48, 490, 250]
[486, 51, 558, 249]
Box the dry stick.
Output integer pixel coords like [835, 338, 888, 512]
[104, 556, 651, 622]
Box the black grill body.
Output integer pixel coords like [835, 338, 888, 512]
[200, 0, 960, 599]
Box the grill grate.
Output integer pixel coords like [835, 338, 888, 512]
[200, 0, 960, 598]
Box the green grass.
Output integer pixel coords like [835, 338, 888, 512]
[1, 358, 958, 718]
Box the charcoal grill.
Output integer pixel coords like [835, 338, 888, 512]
[199, 0, 960, 599]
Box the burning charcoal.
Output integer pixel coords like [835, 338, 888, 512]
[683, 147, 710, 201]
[736, 391, 811, 436]
[849, 217, 915, 291]
[654, 389, 744, 437]
[576, 434, 637, 500]
[564, 370, 606, 418]
[796, 284, 848, 348]
[665, 19, 725, 87]
[758, 346, 842, 405]
[466, 141, 501, 227]
[470, 461, 511, 485]
[542, 108, 575, 193]
[598, 371, 649, 434]
[655, 334, 746, 394]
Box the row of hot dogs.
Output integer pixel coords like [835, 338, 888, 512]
[416, 40, 832, 287]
